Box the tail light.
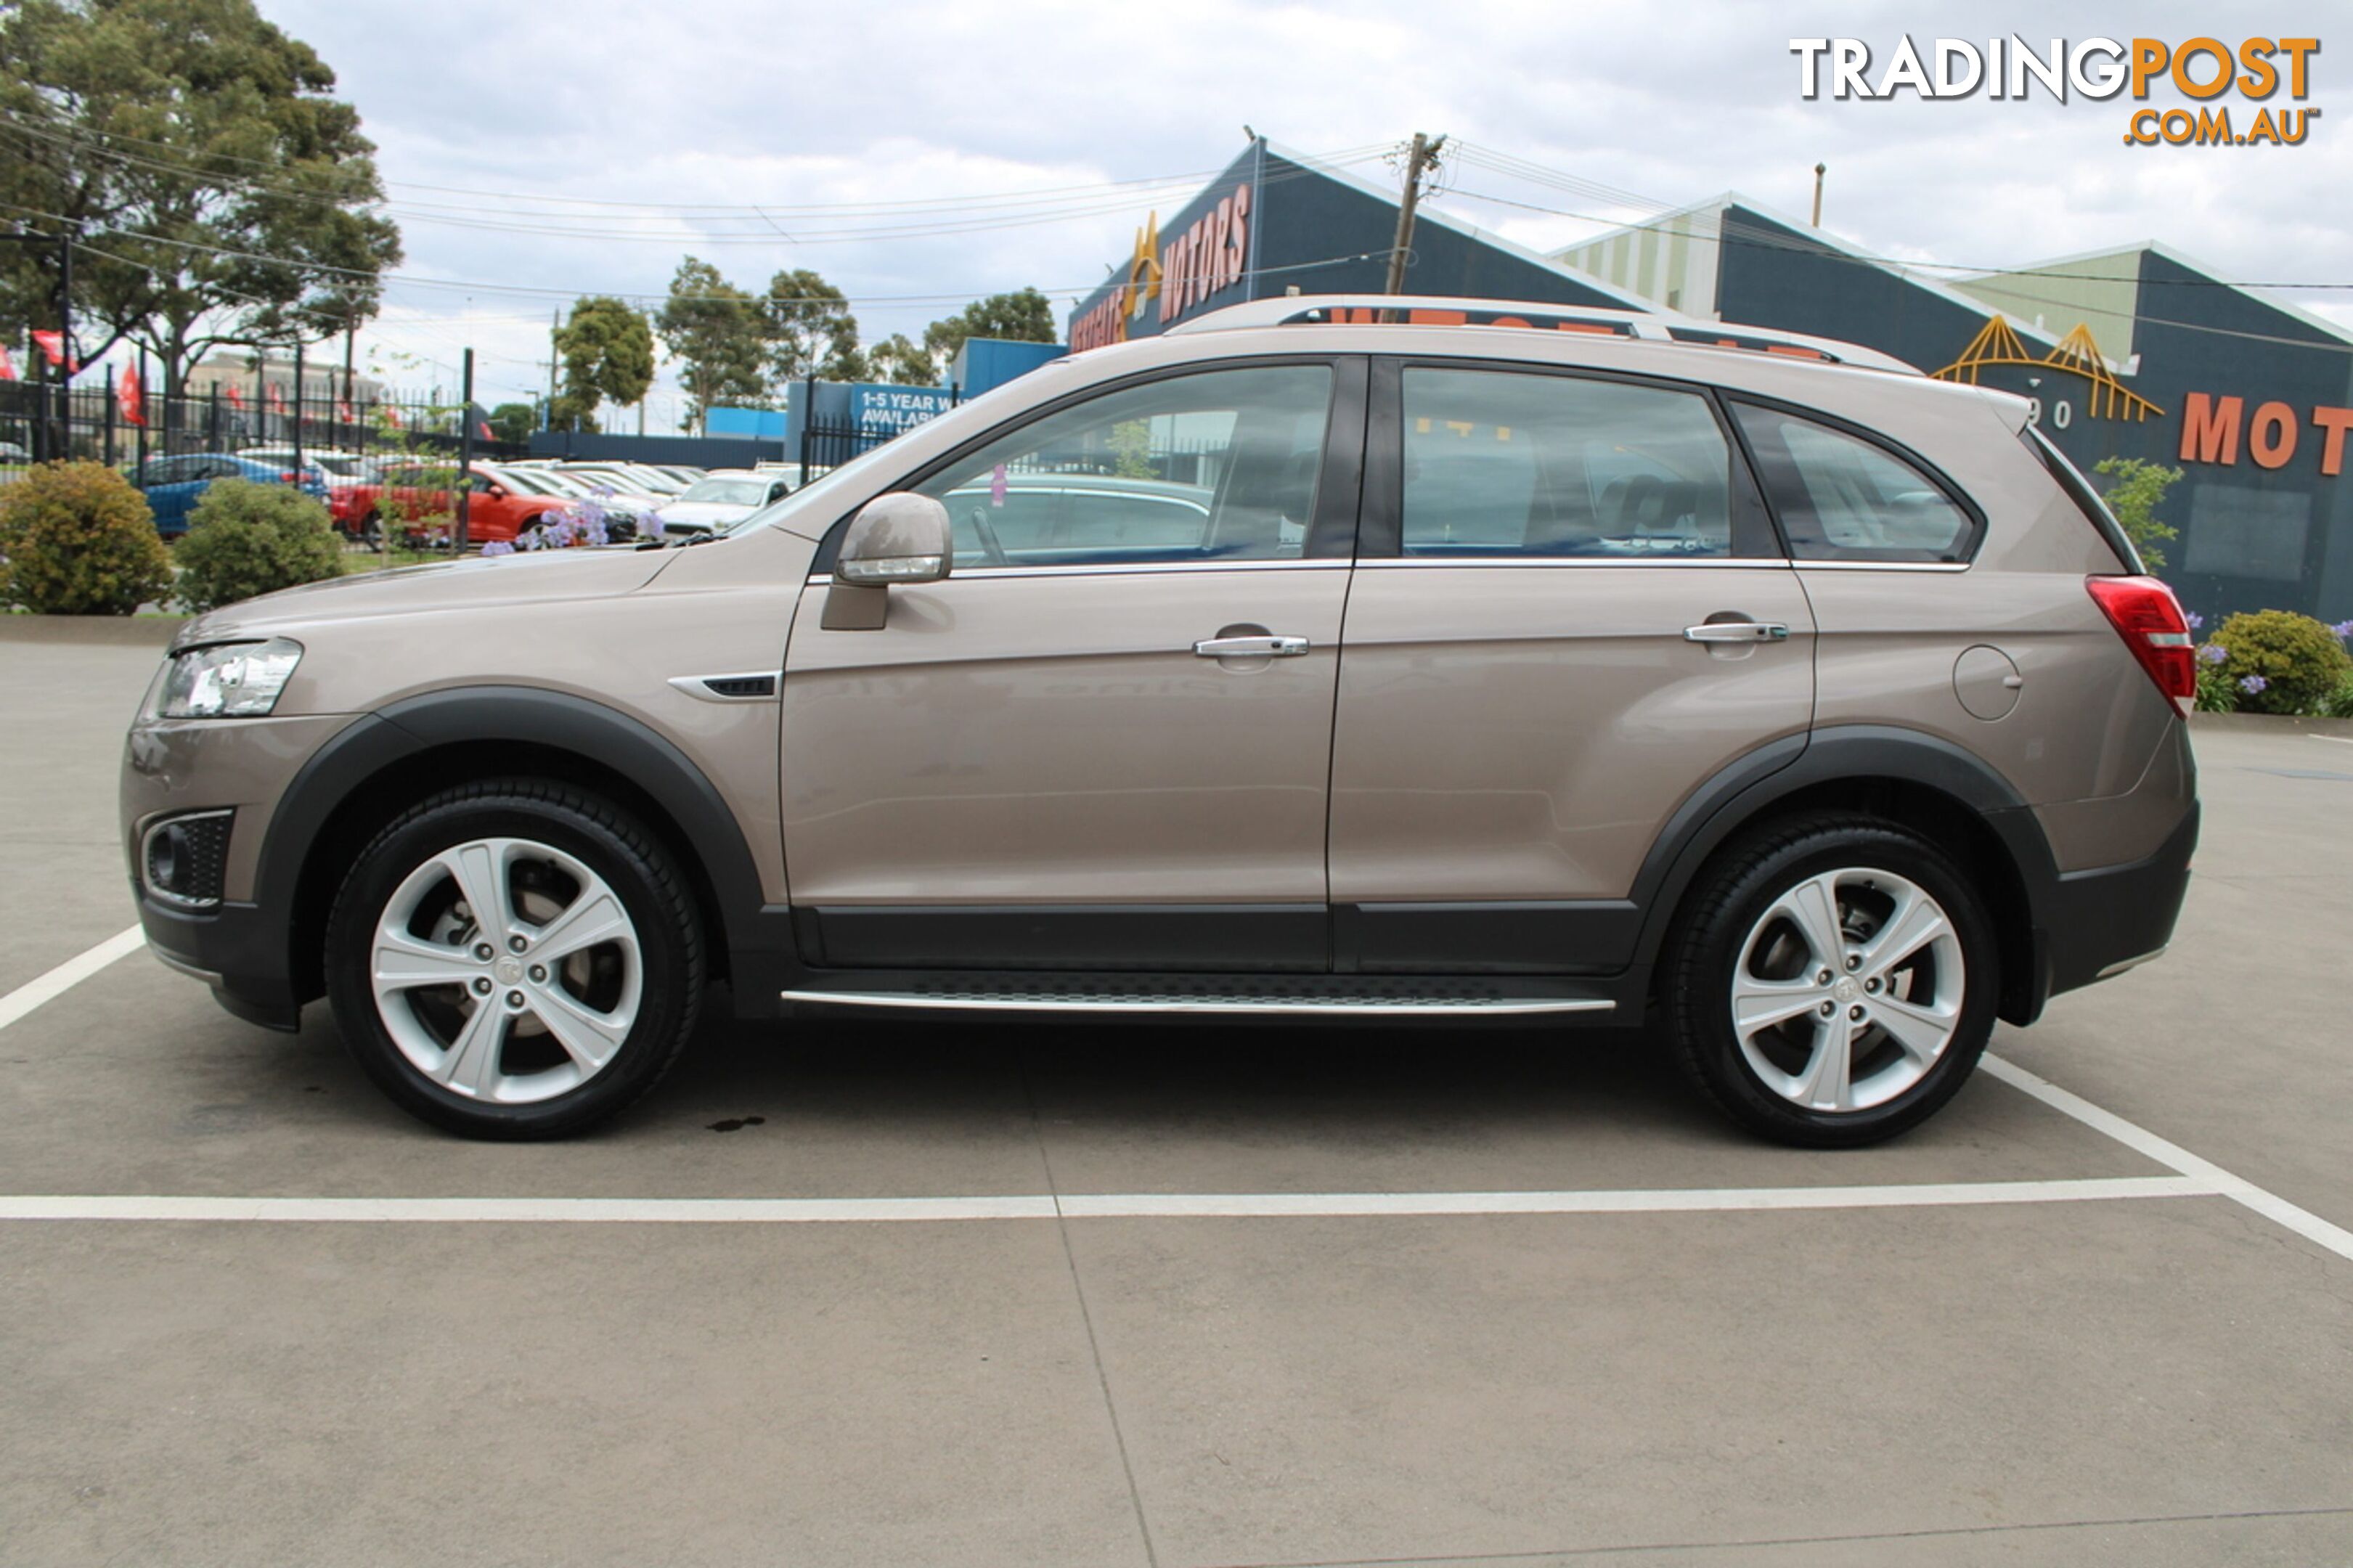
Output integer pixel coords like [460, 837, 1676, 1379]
[2087, 575, 2195, 716]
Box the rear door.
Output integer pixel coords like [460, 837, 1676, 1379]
[1327, 359, 1815, 973]
[780, 357, 1364, 972]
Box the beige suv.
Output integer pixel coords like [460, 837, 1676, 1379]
[121, 295, 2199, 1146]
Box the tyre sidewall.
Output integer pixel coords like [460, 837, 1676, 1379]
[325, 793, 697, 1139]
[1675, 823, 1999, 1147]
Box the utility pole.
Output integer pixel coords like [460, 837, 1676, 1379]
[1382, 131, 1446, 317]
[456, 347, 475, 552]
[1811, 163, 1827, 227]
[291, 338, 305, 479]
[545, 309, 559, 422]
[342, 321, 355, 450]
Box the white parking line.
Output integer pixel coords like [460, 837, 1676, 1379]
[0, 926, 146, 1032]
[1981, 1054, 2353, 1262]
[2309, 732, 2353, 746]
[0, 1176, 2213, 1225]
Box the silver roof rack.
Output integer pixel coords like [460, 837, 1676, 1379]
[1163, 294, 1920, 375]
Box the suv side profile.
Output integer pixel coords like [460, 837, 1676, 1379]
[121, 297, 2198, 1146]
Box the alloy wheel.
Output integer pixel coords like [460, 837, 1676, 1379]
[369, 836, 643, 1104]
[1729, 867, 1965, 1114]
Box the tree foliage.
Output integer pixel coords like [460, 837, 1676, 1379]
[655, 256, 768, 432]
[486, 402, 536, 445]
[550, 295, 654, 433]
[0, 0, 403, 396]
[0, 460, 172, 614]
[921, 287, 1058, 375]
[2092, 457, 2183, 571]
[863, 332, 937, 387]
[764, 267, 861, 383]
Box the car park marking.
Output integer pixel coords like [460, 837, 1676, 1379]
[0, 1177, 2214, 1225]
[2308, 733, 2353, 746]
[0, 926, 145, 1033]
[1982, 1053, 2353, 1263]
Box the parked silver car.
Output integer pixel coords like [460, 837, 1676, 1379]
[123, 295, 2197, 1143]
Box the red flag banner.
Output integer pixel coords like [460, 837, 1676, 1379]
[384, 405, 404, 430]
[224, 383, 246, 411]
[266, 382, 288, 417]
[30, 330, 75, 372]
[117, 364, 144, 427]
[0, 345, 16, 382]
[336, 399, 354, 423]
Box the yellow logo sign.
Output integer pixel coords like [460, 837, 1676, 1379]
[1930, 317, 2165, 421]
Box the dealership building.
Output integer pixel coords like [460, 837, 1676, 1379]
[1070, 139, 2353, 626]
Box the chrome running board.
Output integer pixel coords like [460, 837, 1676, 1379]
[780, 988, 1614, 1018]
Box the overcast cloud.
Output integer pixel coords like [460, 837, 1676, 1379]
[256, 0, 2352, 425]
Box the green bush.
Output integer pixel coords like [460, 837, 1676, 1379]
[174, 479, 344, 613]
[2320, 671, 2353, 720]
[0, 460, 174, 615]
[2203, 610, 2353, 715]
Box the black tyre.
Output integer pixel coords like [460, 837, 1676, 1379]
[323, 780, 705, 1139]
[1662, 813, 1997, 1147]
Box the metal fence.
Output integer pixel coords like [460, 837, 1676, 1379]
[0, 377, 524, 478]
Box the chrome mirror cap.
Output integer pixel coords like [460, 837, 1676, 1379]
[836, 493, 953, 586]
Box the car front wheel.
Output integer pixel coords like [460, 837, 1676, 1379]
[1662, 814, 1997, 1147]
[324, 780, 704, 1138]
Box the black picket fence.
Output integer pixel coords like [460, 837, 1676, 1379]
[0, 377, 524, 477]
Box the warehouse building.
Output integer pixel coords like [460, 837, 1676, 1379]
[1072, 140, 2352, 624]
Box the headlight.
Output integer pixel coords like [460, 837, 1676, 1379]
[159, 638, 303, 718]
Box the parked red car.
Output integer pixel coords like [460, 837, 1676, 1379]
[338, 461, 584, 547]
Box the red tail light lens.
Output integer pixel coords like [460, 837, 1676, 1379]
[2087, 575, 2195, 716]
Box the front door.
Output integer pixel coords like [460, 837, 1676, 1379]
[1328, 360, 1816, 973]
[782, 358, 1363, 972]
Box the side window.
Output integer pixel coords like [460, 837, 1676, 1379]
[136, 457, 183, 486]
[914, 364, 1332, 568]
[1732, 404, 1978, 563]
[1400, 369, 1748, 558]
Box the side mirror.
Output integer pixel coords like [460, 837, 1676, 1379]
[824, 493, 951, 631]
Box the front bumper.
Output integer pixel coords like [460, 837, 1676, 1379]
[134, 890, 303, 1030]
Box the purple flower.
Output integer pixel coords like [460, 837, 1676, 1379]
[2239, 674, 2269, 695]
[479, 539, 515, 558]
[2333, 619, 2353, 639]
[642, 512, 666, 541]
[2198, 643, 2228, 666]
[2183, 611, 2204, 632]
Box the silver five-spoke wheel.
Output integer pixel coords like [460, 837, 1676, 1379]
[1730, 867, 1964, 1114]
[370, 836, 643, 1105]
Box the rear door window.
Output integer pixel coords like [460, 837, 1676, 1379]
[1398, 368, 1768, 558]
[1732, 403, 1979, 563]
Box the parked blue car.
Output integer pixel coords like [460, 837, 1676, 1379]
[133, 452, 330, 536]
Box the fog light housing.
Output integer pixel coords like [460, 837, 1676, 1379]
[142, 809, 233, 910]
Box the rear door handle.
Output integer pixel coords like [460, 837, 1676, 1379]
[1194, 634, 1310, 658]
[1683, 621, 1790, 644]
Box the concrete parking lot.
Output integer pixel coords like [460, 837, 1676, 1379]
[2, 621, 2348, 1568]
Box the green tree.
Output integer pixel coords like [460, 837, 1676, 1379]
[921, 287, 1058, 378]
[763, 267, 861, 385]
[655, 257, 768, 433]
[0, 0, 403, 403]
[2093, 456, 2184, 571]
[487, 402, 535, 444]
[864, 332, 938, 388]
[550, 295, 655, 433]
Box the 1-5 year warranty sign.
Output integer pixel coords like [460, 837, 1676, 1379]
[1792, 36, 2320, 146]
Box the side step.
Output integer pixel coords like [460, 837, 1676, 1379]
[780, 974, 1618, 1018]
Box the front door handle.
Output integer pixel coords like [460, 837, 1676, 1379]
[1194, 634, 1310, 658]
[1683, 621, 1790, 644]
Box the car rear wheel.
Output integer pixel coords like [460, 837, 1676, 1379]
[324, 780, 704, 1138]
[1662, 814, 1997, 1147]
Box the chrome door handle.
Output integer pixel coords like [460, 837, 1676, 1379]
[1193, 634, 1310, 658]
[1683, 621, 1790, 644]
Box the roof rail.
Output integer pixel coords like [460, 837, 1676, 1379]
[1164, 294, 1920, 375]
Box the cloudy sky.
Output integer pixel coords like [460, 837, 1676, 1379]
[258, 0, 2350, 428]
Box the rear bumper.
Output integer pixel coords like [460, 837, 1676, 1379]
[2034, 802, 2200, 1009]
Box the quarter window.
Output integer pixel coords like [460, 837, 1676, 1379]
[1399, 369, 1749, 558]
[913, 364, 1332, 568]
[1733, 404, 1977, 563]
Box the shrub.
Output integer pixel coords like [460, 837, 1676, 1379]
[174, 479, 344, 613]
[2203, 609, 2353, 714]
[0, 460, 174, 615]
[2321, 671, 2353, 720]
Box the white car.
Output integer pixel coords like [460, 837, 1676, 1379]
[646, 469, 794, 536]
